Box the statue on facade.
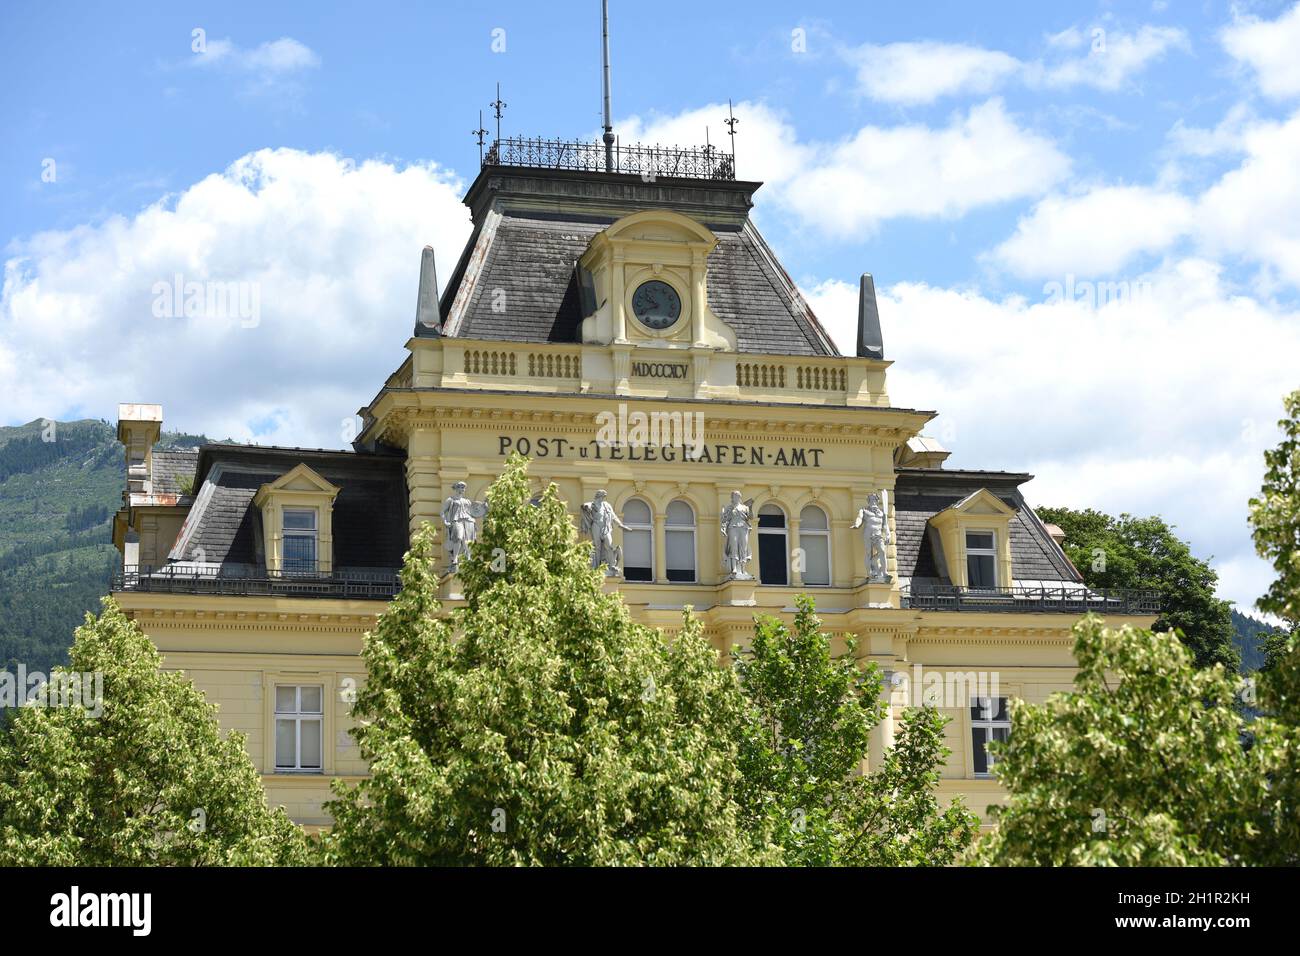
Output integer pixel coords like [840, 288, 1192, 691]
[441, 481, 489, 574]
[720, 491, 755, 580]
[581, 489, 625, 576]
[852, 492, 892, 582]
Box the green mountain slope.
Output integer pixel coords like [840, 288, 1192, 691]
[0, 419, 208, 674]
[1230, 607, 1283, 673]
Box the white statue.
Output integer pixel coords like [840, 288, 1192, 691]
[720, 491, 755, 580]
[581, 490, 625, 577]
[441, 481, 488, 573]
[852, 492, 892, 582]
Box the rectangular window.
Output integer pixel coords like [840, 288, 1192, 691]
[800, 532, 830, 586]
[283, 508, 317, 575]
[970, 696, 1010, 776]
[665, 529, 696, 582]
[965, 530, 997, 589]
[275, 684, 323, 772]
[623, 527, 653, 582]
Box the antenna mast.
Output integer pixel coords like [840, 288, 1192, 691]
[601, 0, 614, 172]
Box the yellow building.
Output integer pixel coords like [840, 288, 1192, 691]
[112, 141, 1157, 828]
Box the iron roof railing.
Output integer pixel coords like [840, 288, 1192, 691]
[901, 583, 1161, 615]
[483, 136, 736, 181]
[112, 564, 401, 601]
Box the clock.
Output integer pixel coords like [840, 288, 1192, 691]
[631, 280, 682, 331]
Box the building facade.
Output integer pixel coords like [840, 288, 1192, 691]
[112, 144, 1158, 828]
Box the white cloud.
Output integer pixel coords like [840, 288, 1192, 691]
[982, 103, 1300, 287]
[0, 149, 470, 448]
[1197, 108, 1300, 285]
[193, 37, 320, 75]
[622, 99, 1070, 237]
[847, 41, 1021, 106]
[805, 259, 1298, 612]
[1034, 25, 1188, 91]
[783, 100, 1070, 236]
[843, 25, 1187, 105]
[991, 185, 1194, 278]
[1221, 2, 1300, 99]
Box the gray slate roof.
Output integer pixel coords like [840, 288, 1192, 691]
[150, 448, 199, 496]
[438, 212, 837, 356]
[892, 469, 1079, 586]
[171, 446, 408, 570]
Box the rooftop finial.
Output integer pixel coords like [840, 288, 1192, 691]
[491, 83, 507, 146]
[601, 0, 614, 172]
[725, 99, 739, 175]
[472, 110, 489, 163]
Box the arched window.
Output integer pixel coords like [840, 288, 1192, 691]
[799, 505, 831, 586]
[758, 503, 788, 586]
[665, 500, 696, 582]
[622, 499, 653, 582]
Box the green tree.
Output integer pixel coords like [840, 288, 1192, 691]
[1037, 507, 1237, 670]
[0, 598, 309, 865]
[972, 614, 1299, 866]
[323, 455, 767, 866]
[1250, 389, 1300, 626]
[734, 595, 978, 866]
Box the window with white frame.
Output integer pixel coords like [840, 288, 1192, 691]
[275, 684, 323, 772]
[665, 500, 696, 583]
[758, 503, 789, 586]
[622, 499, 653, 582]
[282, 508, 318, 574]
[799, 505, 831, 586]
[965, 530, 997, 589]
[970, 696, 1010, 776]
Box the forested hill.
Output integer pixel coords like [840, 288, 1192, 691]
[1231, 607, 1284, 673]
[0, 419, 211, 675]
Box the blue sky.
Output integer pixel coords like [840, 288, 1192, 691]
[1, 1, 1270, 291]
[3, 0, 1300, 614]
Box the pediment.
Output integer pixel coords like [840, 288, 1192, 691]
[254, 463, 341, 503]
[944, 488, 1017, 518]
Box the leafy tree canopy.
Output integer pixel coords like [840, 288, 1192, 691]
[735, 595, 978, 865]
[972, 615, 1298, 866]
[1037, 507, 1237, 670]
[0, 598, 309, 865]
[323, 454, 768, 865]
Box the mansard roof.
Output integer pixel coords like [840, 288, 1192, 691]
[891, 467, 1081, 586]
[426, 165, 838, 357]
[169, 444, 408, 571]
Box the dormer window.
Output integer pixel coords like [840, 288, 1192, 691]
[252, 464, 341, 577]
[283, 508, 318, 574]
[927, 489, 1017, 590]
[965, 530, 998, 589]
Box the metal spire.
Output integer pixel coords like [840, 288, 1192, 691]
[490, 83, 507, 147]
[601, 0, 615, 172]
[472, 110, 489, 163]
[724, 99, 739, 174]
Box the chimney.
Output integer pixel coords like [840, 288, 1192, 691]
[895, 435, 951, 470]
[1044, 523, 1067, 549]
[117, 404, 163, 496]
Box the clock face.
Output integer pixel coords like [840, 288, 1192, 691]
[631, 280, 682, 331]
